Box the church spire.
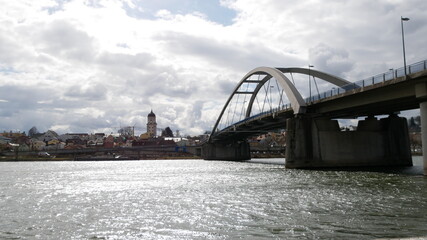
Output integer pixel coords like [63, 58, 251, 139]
[147, 110, 157, 137]
[148, 110, 155, 117]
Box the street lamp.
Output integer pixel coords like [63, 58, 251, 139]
[389, 68, 394, 79]
[308, 65, 314, 101]
[401, 16, 410, 76]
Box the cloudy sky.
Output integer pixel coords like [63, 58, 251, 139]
[1, 0, 426, 136]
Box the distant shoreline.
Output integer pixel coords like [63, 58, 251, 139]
[0, 154, 286, 162]
[0, 156, 202, 162]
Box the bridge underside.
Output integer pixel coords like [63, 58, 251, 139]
[202, 114, 412, 168]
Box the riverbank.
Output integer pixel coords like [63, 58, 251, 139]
[0, 154, 202, 162]
[0, 152, 285, 161]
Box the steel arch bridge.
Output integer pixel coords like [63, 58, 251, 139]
[203, 59, 427, 171]
[208, 66, 352, 143]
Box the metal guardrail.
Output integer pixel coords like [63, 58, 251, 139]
[306, 59, 427, 103]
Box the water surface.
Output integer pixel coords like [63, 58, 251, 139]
[1, 158, 426, 239]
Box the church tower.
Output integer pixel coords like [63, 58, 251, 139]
[147, 110, 157, 137]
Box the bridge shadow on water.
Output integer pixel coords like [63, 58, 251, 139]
[245, 157, 425, 176]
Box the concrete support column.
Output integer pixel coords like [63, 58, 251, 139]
[285, 115, 411, 169]
[420, 101, 427, 175]
[285, 117, 313, 168]
[202, 141, 251, 161]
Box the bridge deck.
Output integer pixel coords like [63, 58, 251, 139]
[212, 67, 427, 142]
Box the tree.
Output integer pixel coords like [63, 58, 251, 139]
[408, 116, 421, 132]
[28, 126, 39, 137]
[415, 116, 421, 126]
[118, 126, 134, 137]
[161, 127, 174, 137]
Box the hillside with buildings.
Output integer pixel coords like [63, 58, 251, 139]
[0, 111, 207, 160]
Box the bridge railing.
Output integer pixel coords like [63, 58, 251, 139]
[307, 59, 427, 103]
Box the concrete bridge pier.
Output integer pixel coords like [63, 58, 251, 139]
[416, 82, 427, 175]
[202, 141, 251, 161]
[420, 102, 427, 175]
[285, 115, 412, 169]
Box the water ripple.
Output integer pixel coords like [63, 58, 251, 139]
[0, 160, 426, 239]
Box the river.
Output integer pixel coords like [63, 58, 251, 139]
[0, 157, 426, 239]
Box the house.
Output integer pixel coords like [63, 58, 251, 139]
[122, 140, 133, 148]
[58, 134, 73, 142]
[87, 138, 104, 147]
[14, 135, 31, 145]
[66, 138, 87, 147]
[46, 139, 65, 150]
[31, 140, 47, 151]
[104, 135, 115, 148]
[140, 132, 152, 140]
[67, 133, 89, 140]
[89, 133, 105, 142]
[37, 130, 59, 142]
[59, 133, 89, 142]
[94, 133, 105, 137]
[115, 136, 126, 147]
[17, 143, 31, 152]
[47, 139, 61, 146]
[0, 136, 12, 144]
[89, 133, 105, 147]
[45, 142, 65, 150]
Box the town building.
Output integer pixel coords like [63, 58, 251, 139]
[103, 135, 115, 148]
[147, 110, 157, 137]
[0, 136, 12, 144]
[36, 130, 59, 142]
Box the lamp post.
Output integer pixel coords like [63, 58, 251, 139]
[308, 65, 314, 101]
[401, 16, 410, 76]
[389, 68, 394, 79]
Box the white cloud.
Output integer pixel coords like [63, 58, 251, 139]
[309, 43, 354, 78]
[0, 0, 426, 135]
